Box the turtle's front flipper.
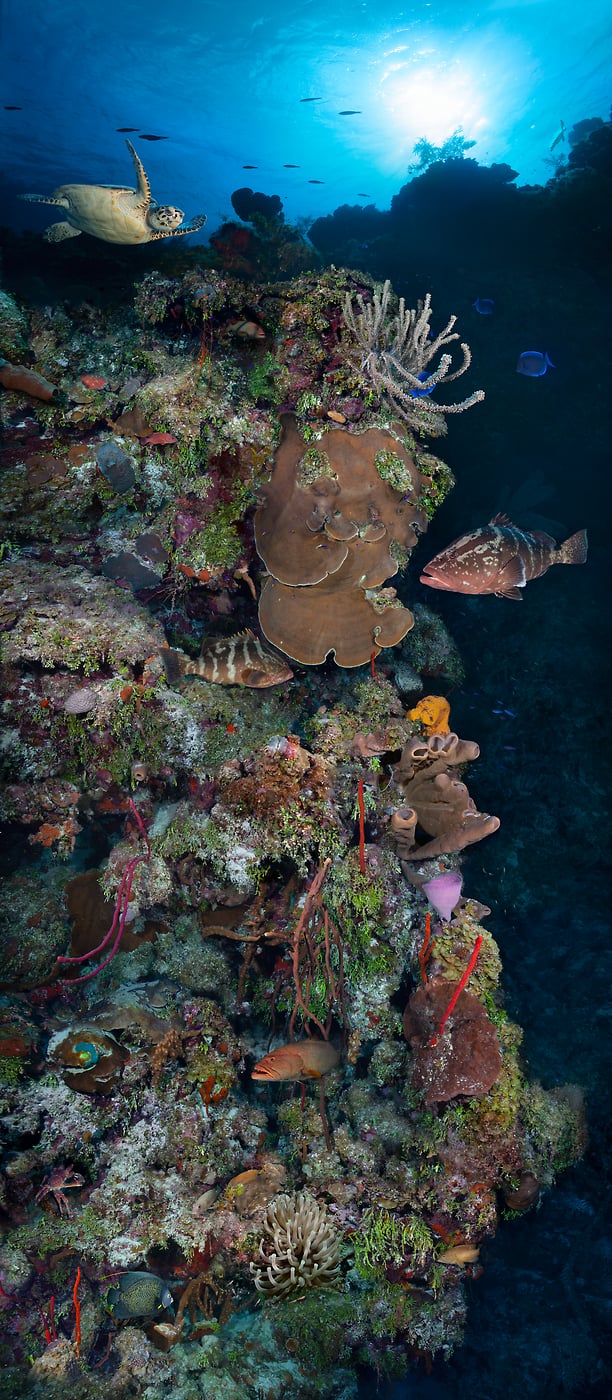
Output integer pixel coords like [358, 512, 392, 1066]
[20, 193, 69, 207]
[151, 213, 207, 241]
[125, 139, 151, 206]
[44, 222, 82, 243]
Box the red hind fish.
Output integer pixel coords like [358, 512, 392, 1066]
[420, 514, 588, 599]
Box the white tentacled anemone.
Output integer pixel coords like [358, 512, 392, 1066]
[250, 1191, 343, 1297]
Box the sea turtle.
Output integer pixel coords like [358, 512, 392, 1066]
[20, 139, 207, 245]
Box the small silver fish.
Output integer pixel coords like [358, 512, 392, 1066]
[420, 514, 588, 599]
[550, 119, 566, 151]
[161, 628, 293, 687]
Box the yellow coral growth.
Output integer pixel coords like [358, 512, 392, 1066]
[406, 694, 451, 735]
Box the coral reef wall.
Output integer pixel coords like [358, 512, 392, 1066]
[0, 224, 595, 1400]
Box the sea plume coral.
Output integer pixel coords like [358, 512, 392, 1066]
[250, 1191, 342, 1296]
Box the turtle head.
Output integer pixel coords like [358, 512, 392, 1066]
[148, 205, 184, 232]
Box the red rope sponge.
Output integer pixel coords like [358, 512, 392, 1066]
[429, 933, 483, 1047]
[357, 778, 366, 874]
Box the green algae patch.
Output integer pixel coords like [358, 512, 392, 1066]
[354, 1208, 433, 1280]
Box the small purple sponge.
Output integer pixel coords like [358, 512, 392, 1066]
[422, 871, 463, 922]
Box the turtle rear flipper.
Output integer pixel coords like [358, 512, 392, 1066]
[125, 138, 151, 207]
[20, 193, 69, 207]
[150, 213, 207, 241]
[44, 221, 82, 243]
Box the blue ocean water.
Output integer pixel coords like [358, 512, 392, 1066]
[2, 0, 611, 232]
[1, 2, 611, 1397]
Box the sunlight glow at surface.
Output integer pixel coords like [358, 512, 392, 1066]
[382, 63, 487, 147]
[308, 17, 536, 191]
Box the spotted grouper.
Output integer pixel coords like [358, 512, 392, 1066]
[420, 513, 588, 599]
[252, 1040, 340, 1081]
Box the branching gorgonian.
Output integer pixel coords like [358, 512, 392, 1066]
[343, 279, 484, 435]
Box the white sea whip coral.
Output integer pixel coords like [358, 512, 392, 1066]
[343, 279, 484, 432]
[250, 1191, 343, 1297]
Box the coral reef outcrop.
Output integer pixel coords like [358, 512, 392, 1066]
[0, 256, 587, 1399]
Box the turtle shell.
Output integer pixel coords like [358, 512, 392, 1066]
[53, 183, 154, 244]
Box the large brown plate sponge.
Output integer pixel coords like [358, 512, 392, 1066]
[254, 414, 427, 666]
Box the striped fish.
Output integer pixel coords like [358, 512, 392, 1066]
[160, 628, 293, 687]
[420, 514, 588, 599]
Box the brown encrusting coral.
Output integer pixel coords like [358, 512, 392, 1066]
[390, 730, 501, 860]
[254, 413, 426, 665]
[46, 1023, 130, 1094]
[403, 979, 503, 1104]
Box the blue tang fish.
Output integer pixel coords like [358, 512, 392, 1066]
[420, 513, 588, 599]
[516, 350, 555, 377]
[409, 371, 436, 399]
[473, 297, 495, 315]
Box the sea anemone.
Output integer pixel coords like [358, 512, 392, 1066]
[250, 1191, 342, 1297]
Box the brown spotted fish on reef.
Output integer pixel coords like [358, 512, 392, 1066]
[160, 628, 293, 687]
[420, 514, 588, 600]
